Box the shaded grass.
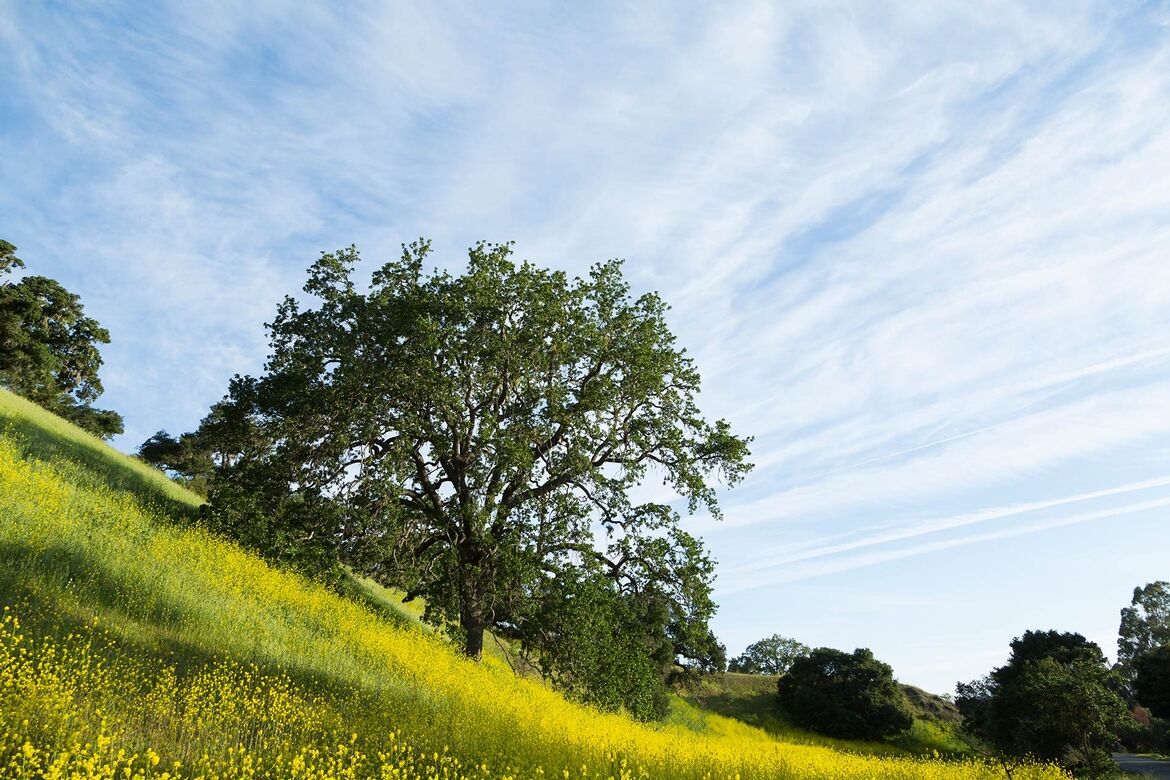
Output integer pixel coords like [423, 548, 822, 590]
[678, 673, 908, 756]
[336, 571, 535, 674]
[334, 572, 421, 630]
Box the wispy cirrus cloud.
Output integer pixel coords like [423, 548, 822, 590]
[718, 477, 1170, 593]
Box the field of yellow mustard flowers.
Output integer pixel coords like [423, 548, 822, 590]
[0, 390, 1067, 779]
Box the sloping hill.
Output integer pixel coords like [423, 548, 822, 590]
[677, 673, 966, 758]
[903, 685, 962, 725]
[0, 389, 1063, 779]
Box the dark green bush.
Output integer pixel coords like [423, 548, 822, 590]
[1135, 644, 1170, 719]
[777, 647, 913, 740]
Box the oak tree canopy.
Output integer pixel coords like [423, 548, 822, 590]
[210, 241, 752, 670]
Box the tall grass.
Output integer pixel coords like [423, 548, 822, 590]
[0, 390, 1066, 779]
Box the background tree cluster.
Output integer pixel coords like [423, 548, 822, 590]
[949, 583, 1170, 776]
[153, 241, 751, 720]
[1118, 581, 1170, 686]
[0, 239, 123, 439]
[955, 630, 1126, 776]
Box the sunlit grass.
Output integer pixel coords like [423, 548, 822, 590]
[0, 389, 1067, 779]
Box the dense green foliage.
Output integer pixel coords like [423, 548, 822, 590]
[137, 430, 213, 494]
[513, 564, 673, 719]
[1134, 644, 1170, 719]
[512, 562, 727, 720]
[956, 630, 1127, 776]
[197, 241, 750, 716]
[1118, 581, 1170, 682]
[777, 648, 914, 741]
[0, 239, 123, 438]
[729, 633, 810, 674]
[137, 393, 263, 495]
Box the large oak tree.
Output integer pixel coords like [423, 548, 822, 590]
[212, 241, 751, 661]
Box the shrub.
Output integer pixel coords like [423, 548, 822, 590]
[777, 647, 914, 741]
[515, 568, 672, 720]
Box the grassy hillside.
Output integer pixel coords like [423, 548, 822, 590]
[903, 685, 962, 725]
[677, 673, 966, 757]
[0, 389, 1066, 779]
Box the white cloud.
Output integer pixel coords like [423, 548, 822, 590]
[713, 378, 1170, 529]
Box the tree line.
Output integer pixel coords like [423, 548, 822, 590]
[730, 582, 1170, 777]
[952, 581, 1170, 777]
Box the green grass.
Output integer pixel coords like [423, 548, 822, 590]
[0, 389, 526, 673]
[336, 569, 534, 673]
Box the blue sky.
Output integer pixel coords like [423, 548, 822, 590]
[2, 1, 1169, 693]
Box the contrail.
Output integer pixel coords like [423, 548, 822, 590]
[798, 341, 1170, 484]
[725, 473, 1170, 577]
[720, 493, 1170, 592]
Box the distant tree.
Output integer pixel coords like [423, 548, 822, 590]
[956, 630, 1127, 777]
[202, 242, 751, 703]
[0, 239, 123, 438]
[777, 647, 913, 740]
[729, 633, 810, 675]
[1007, 629, 1111, 668]
[1119, 581, 1170, 682]
[1134, 644, 1170, 719]
[138, 430, 186, 470]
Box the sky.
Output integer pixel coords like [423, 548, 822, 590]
[2, 1, 1169, 694]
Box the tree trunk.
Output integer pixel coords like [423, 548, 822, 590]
[459, 565, 486, 660]
[462, 614, 485, 659]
